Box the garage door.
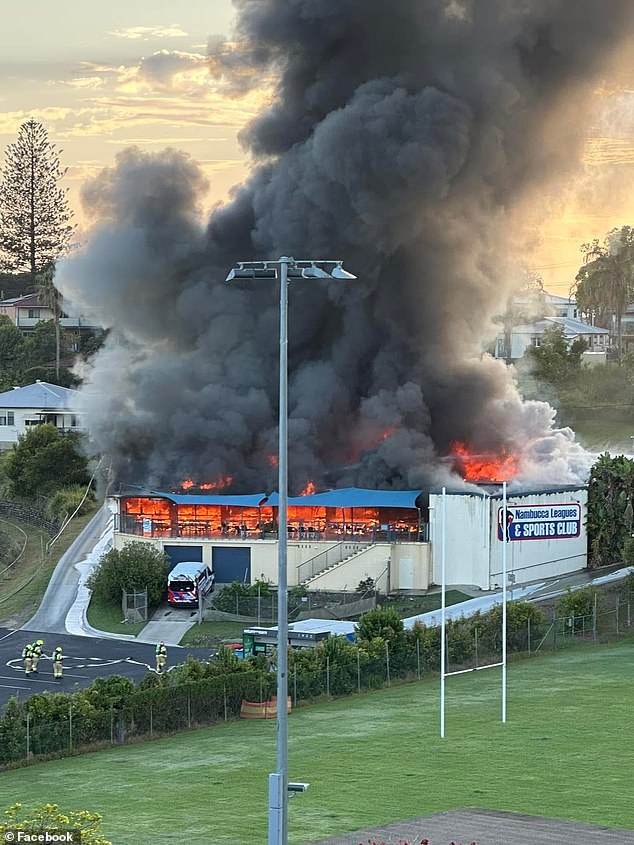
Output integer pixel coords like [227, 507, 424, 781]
[212, 547, 251, 583]
[164, 545, 203, 566]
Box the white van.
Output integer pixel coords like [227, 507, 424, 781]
[167, 561, 215, 607]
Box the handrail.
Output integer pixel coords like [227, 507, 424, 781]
[296, 539, 372, 583]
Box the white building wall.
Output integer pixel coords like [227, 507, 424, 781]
[489, 488, 587, 587]
[429, 492, 490, 589]
[429, 487, 587, 590]
[0, 409, 84, 446]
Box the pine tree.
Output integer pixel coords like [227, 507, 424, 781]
[0, 119, 74, 280]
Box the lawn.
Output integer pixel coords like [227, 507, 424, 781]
[180, 619, 247, 646]
[2, 640, 633, 845]
[85, 594, 147, 637]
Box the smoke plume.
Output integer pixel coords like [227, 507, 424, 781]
[60, 0, 634, 492]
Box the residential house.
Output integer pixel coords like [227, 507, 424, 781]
[0, 294, 100, 344]
[0, 381, 85, 447]
[495, 291, 609, 363]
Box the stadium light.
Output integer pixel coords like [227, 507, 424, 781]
[226, 256, 356, 845]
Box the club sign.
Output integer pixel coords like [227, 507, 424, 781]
[497, 503, 581, 541]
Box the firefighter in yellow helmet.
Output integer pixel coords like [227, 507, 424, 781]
[21, 642, 33, 675]
[155, 641, 167, 674]
[52, 646, 64, 679]
[31, 639, 44, 673]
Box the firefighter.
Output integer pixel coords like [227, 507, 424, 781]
[155, 641, 167, 674]
[31, 639, 44, 673]
[22, 642, 33, 675]
[52, 646, 64, 679]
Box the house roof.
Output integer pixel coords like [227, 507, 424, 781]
[510, 316, 608, 337]
[546, 316, 609, 335]
[544, 293, 576, 306]
[0, 294, 45, 308]
[0, 381, 79, 410]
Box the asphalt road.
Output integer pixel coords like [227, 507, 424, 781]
[23, 504, 111, 634]
[0, 627, 212, 708]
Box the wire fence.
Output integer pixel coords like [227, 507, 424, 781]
[1, 593, 632, 769]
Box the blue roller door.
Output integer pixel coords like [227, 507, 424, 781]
[212, 547, 251, 583]
[164, 545, 203, 566]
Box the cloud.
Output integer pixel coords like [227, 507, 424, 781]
[0, 108, 74, 136]
[65, 77, 107, 90]
[117, 50, 208, 94]
[106, 25, 188, 41]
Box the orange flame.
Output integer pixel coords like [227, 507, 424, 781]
[268, 454, 278, 467]
[299, 481, 316, 496]
[178, 476, 233, 492]
[450, 441, 519, 483]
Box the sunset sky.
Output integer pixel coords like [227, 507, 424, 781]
[1, 1, 633, 295]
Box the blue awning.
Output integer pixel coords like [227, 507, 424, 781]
[147, 491, 268, 507]
[265, 488, 422, 509]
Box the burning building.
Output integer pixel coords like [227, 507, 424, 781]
[59, 2, 632, 497]
[114, 482, 587, 592]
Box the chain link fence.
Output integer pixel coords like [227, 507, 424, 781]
[2, 592, 632, 769]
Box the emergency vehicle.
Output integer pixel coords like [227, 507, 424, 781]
[167, 561, 215, 607]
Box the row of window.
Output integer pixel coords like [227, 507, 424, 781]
[0, 415, 78, 427]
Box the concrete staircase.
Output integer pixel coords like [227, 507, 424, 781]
[301, 543, 389, 590]
[296, 540, 371, 585]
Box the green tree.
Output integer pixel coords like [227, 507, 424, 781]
[23, 320, 77, 387]
[574, 226, 634, 361]
[87, 542, 169, 607]
[587, 452, 634, 568]
[0, 803, 111, 844]
[0, 314, 25, 389]
[0, 120, 74, 282]
[3, 423, 90, 498]
[526, 323, 586, 384]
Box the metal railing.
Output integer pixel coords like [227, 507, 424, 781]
[296, 540, 372, 583]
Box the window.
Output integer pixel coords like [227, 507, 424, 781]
[70, 415, 77, 427]
[28, 308, 40, 319]
[7, 411, 14, 426]
[531, 336, 542, 348]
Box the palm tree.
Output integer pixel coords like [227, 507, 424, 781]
[574, 226, 634, 362]
[35, 262, 62, 379]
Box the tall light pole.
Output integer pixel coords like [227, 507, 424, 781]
[226, 256, 356, 845]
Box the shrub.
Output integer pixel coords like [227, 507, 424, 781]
[356, 605, 406, 648]
[556, 586, 597, 632]
[87, 542, 169, 607]
[3, 424, 90, 498]
[46, 484, 95, 522]
[0, 803, 111, 844]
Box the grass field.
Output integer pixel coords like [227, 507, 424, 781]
[2, 639, 633, 844]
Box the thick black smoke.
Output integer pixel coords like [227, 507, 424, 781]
[60, 0, 633, 492]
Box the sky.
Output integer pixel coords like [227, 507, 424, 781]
[0, 0, 633, 295]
